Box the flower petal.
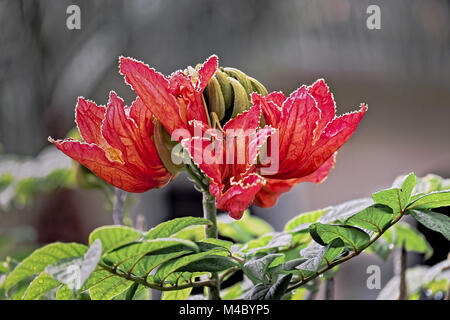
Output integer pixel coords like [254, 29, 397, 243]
[252, 93, 281, 127]
[197, 55, 218, 92]
[305, 105, 367, 176]
[215, 173, 265, 219]
[119, 57, 186, 134]
[275, 86, 321, 177]
[102, 92, 170, 177]
[49, 139, 165, 192]
[75, 97, 107, 145]
[223, 103, 261, 132]
[308, 79, 336, 142]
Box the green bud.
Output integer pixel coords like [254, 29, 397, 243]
[222, 67, 253, 96]
[205, 76, 226, 121]
[228, 77, 250, 118]
[248, 76, 268, 96]
[215, 70, 234, 110]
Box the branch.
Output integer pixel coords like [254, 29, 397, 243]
[99, 263, 216, 292]
[287, 211, 405, 292]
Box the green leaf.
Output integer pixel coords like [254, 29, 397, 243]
[387, 222, 433, 259]
[309, 223, 370, 252]
[22, 272, 60, 300]
[406, 191, 450, 210]
[298, 239, 344, 272]
[319, 198, 374, 223]
[89, 276, 133, 300]
[346, 204, 395, 233]
[161, 287, 193, 300]
[103, 239, 199, 274]
[298, 242, 326, 272]
[4, 242, 87, 292]
[410, 210, 450, 241]
[245, 274, 292, 300]
[125, 282, 139, 300]
[56, 284, 74, 300]
[413, 174, 444, 194]
[243, 254, 284, 284]
[366, 236, 393, 260]
[145, 217, 211, 240]
[323, 238, 345, 265]
[197, 238, 233, 251]
[152, 249, 229, 284]
[44, 239, 102, 291]
[221, 282, 244, 300]
[218, 211, 273, 243]
[89, 226, 142, 253]
[284, 208, 329, 232]
[131, 251, 193, 279]
[372, 173, 416, 212]
[244, 232, 292, 255]
[178, 256, 237, 273]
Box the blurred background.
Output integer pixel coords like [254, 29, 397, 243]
[0, 0, 449, 299]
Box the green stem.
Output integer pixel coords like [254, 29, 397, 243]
[202, 192, 221, 300]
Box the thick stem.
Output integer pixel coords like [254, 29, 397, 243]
[203, 192, 218, 238]
[202, 192, 221, 300]
[397, 244, 408, 300]
[325, 278, 335, 300]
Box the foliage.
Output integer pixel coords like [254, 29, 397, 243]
[0, 173, 449, 300]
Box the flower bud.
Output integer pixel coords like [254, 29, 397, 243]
[202, 65, 269, 125]
[153, 121, 184, 174]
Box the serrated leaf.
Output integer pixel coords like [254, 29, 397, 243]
[162, 287, 192, 300]
[284, 208, 329, 232]
[406, 191, 450, 210]
[309, 223, 370, 252]
[4, 242, 87, 292]
[89, 225, 142, 253]
[22, 272, 60, 300]
[319, 198, 374, 223]
[245, 273, 292, 300]
[346, 204, 395, 233]
[145, 217, 211, 240]
[410, 210, 450, 241]
[152, 249, 229, 284]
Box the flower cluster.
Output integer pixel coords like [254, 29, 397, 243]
[50, 55, 366, 219]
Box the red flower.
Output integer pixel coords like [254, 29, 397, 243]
[181, 105, 274, 219]
[49, 92, 173, 192]
[119, 55, 218, 136]
[252, 79, 367, 207]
